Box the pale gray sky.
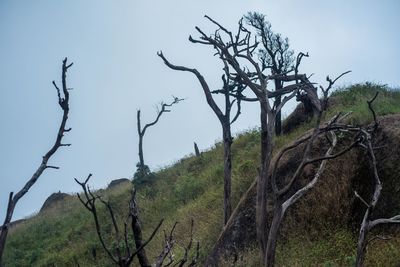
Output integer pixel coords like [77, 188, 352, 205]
[1, 0, 399, 221]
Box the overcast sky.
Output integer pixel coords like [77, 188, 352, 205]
[1, 0, 399, 221]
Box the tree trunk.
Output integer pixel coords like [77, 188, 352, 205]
[0, 225, 9, 263]
[274, 80, 282, 136]
[265, 202, 283, 267]
[130, 190, 151, 267]
[137, 110, 145, 170]
[194, 142, 201, 157]
[138, 135, 144, 169]
[356, 209, 370, 267]
[256, 100, 274, 263]
[1, 194, 20, 262]
[0, 196, 12, 262]
[222, 126, 233, 225]
[132, 215, 151, 267]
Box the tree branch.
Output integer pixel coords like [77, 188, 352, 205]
[0, 58, 73, 261]
[157, 51, 224, 121]
[282, 131, 338, 213]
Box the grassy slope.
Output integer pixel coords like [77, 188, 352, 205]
[4, 83, 400, 267]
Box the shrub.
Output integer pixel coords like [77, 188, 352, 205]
[133, 163, 156, 186]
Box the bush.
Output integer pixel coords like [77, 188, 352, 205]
[133, 163, 156, 186]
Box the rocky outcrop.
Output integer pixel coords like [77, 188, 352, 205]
[107, 178, 130, 189]
[40, 192, 70, 212]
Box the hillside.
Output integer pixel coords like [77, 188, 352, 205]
[3, 83, 400, 266]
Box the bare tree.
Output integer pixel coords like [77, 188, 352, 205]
[245, 12, 295, 136]
[184, 15, 315, 263]
[264, 74, 367, 266]
[75, 175, 199, 267]
[135, 97, 183, 182]
[354, 93, 400, 267]
[0, 58, 73, 262]
[129, 188, 153, 267]
[181, 15, 358, 266]
[158, 51, 244, 225]
[154, 219, 199, 267]
[75, 174, 162, 267]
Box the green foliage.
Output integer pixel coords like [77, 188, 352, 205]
[133, 162, 156, 186]
[329, 82, 400, 125]
[3, 83, 400, 266]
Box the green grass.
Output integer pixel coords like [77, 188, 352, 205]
[330, 82, 400, 124]
[3, 83, 400, 266]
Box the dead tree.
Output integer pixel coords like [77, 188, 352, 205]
[75, 174, 161, 267]
[75, 174, 199, 267]
[245, 12, 295, 136]
[265, 74, 365, 266]
[135, 97, 183, 181]
[154, 219, 199, 267]
[0, 58, 73, 262]
[183, 15, 356, 266]
[354, 93, 400, 267]
[184, 15, 315, 263]
[158, 51, 244, 225]
[130, 187, 153, 267]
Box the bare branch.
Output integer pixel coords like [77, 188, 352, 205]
[76, 174, 166, 267]
[141, 96, 184, 135]
[157, 51, 224, 121]
[369, 215, 400, 229]
[155, 222, 178, 267]
[45, 165, 60, 170]
[0, 58, 73, 261]
[367, 91, 379, 130]
[75, 174, 119, 265]
[158, 49, 242, 225]
[355, 191, 370, 208]
[128, 219, 164, 265]
[282, 131, 338, 213]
